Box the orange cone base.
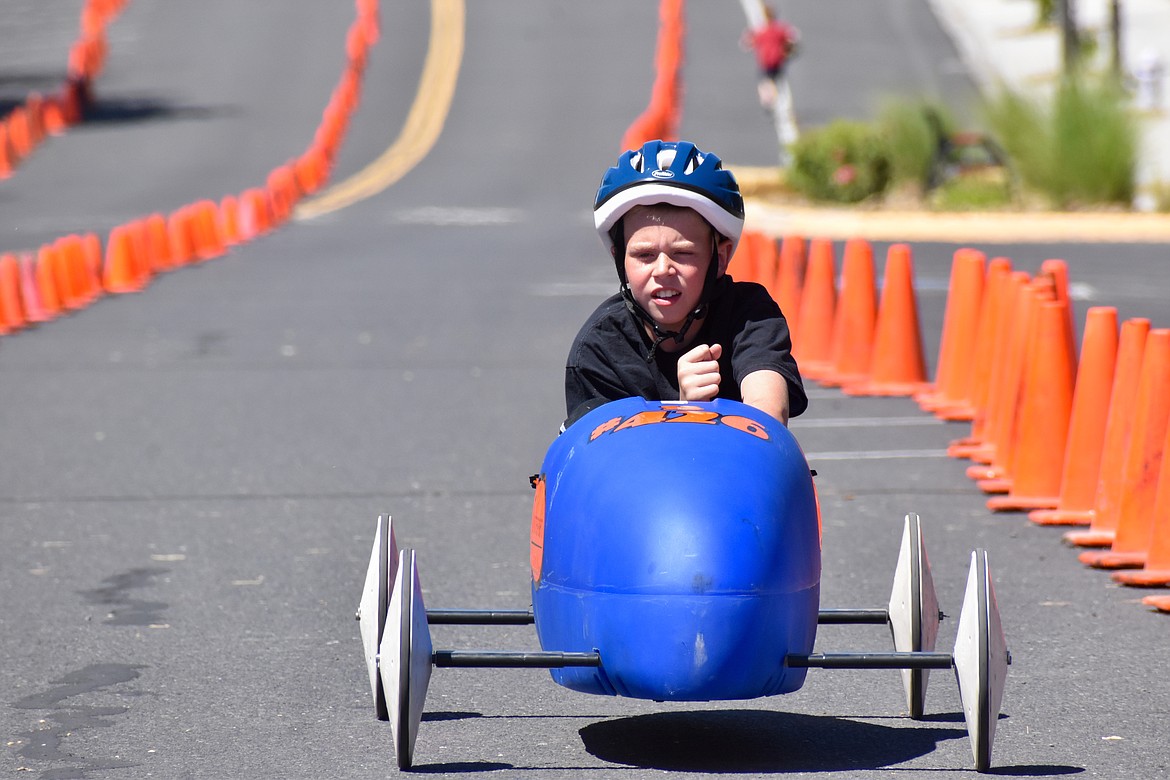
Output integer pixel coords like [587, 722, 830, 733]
[818, 372, 867, 389]
[977, 477, 1012, 494]
[1142, 594, 1170, 612]
[987, 494, 1058, 512]
[843, 380, 929, 397]
[966, 463, 1002, 480]
[947, 438, 984, 458]
[934, 403, 976, 422]
[1063, 529, 1115, 548]
[1078, 550, 1146, 569]
[968, 447, 996, 465]
[1028, 508, 1094, 526]
[1112, 568, 1170, 586]
[913, 388, 942, 408]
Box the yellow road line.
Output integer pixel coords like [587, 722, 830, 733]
[295, 0, 465, 220]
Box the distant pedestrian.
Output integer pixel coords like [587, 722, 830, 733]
[742, 4, 800, 164]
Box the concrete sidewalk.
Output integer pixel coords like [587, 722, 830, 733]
[929, 0, 1170, 204]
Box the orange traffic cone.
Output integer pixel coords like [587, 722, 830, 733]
[754, 232, 779, 292]
[346, 18, 370, 70]
[236, 188, 271, 241]
[220, 196, 241, 247]
[986, 298, 1078, 509]
[34, 245, 63, 317]
[42, 242, 74, 311]
[127, 218, 153, 287]
[144, 213, 174, 271]
[69, 233, 100, 307]
[18, 253, 49, 324]
[772, 235, 806, 339]
[948, 268, 1027, 458]
[54, 235, 89, 310]
[80, 233, 103, 302]
[1079, 330, 1170, 567]
[1040, 258, 1075, 347]
[1064, 319, 1154, 547]
[267, 164, 300, 226]
[0, 121, 14, 178]
[0, 253, 25, 333]
[1030, 307, 1119, 526]
[1113, 434, 1170, 585]
[917, 248, 986, 416]
[24, 93, 46, 149]
[794, 238, 837, 380]
[966, 276, 1050, 479]
[192, 200, 226, 260]
[41, 94, 68, 135]
[937, 257, 1013, 420]
[294, 147, 330, 196]
[103, 224, 144, 293]
[843, 243, 928, 396]
[731, 231, 761, 284]
[7, 107, 34, 159]
[820, 238, 877, 388]
[315, 103, 346, 162]
[357, 0, 380, 43]
[1142, 594, 1170, 612]
[168, 206, 195, 266]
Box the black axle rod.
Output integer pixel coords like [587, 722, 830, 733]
[787, 652, 954, 670]
[427, 607, 892, 627]
[432, 650, 601, 669]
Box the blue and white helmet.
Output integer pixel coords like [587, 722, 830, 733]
[593, 140, 745, 255]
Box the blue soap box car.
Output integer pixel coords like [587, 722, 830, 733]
[356, 398, 1010, 772]
[531, 398, 820, 701]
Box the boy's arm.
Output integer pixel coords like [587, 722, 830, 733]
[740, 369, 791, 426]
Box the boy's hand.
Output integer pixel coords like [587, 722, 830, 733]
[678, 343, 723, 402]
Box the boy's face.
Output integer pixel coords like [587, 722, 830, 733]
[620, 206, 732, 334]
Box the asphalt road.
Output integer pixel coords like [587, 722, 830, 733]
[2, 2, 1168, 779]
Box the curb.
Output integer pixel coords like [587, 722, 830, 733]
[734, 166, 1170, 244]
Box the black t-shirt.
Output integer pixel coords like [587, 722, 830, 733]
[565, 276, 807, 420]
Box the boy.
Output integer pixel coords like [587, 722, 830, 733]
[565, 139, 806, 427]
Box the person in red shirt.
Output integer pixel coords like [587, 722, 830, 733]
[742, 4, 801, 163]
[743, 5, 799, 107]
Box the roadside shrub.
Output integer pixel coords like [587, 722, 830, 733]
[876, 99, 952, 190]
[1051, 78, 1135, 204]
[789, 120, 891, 204]
[983, 77, 1136, 207]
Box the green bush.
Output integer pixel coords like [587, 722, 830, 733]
[789, 120, 892, 204]
[876, 99, 952, 190]
[983, 76, 1136, 208]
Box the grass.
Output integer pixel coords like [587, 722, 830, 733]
[983, 76, 1137, 208]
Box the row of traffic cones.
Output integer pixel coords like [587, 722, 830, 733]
[731, 231, 930, 397]
[926, 250, 1170, 612]
[0, 0, 128, 179]
[619, 0, 685, 151]
[732, 232, 1170, 615]
[0, 0, 380, 339]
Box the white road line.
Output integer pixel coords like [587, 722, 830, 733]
[793, 416, 945, 428]
[804, 449, 951, 460]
